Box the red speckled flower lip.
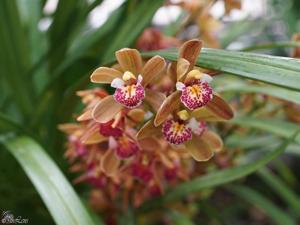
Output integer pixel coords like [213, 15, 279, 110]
[115, 136, 139, 159]
[112, 74, 145, 108]
[176, 79, 213, 110]
[162, 119, 192, 145]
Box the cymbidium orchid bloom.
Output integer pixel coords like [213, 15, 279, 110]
[138, 106, 229, 161]
[174, 39, 214, 110]
[60, 39, 235, 217]
[137, 39, 233, 161]
[90, 48, 166, 123]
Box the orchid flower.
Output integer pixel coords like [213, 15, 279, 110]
[90, 48, 166, 123]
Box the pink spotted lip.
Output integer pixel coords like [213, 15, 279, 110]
[162, 119, 192, 145]
[180, 80, 213, 110]
[113, 83, 145, 108]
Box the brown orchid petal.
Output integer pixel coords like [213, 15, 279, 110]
[179, 39, 202, 69]
[82, 132, 107, 145]
[101, 149, 120, 177]
[138, 137, 161, 151]
[206, 94, 234, 120]
[92, 95, 123, 123]
[191, 106, 223, 121]
[57, 123, 81, 134]
[192, 95, 233, 121]
[79, 122, 99, 143]
[167, 62, 177, 84]
[136, 120, 161, 140]
[176, 58, 190, 81]
[158, 152, 174, 168]
[201, 130, 223, 152]
[90, 67, 122, 83]
[154, 91, 181, 126]
[127, 108, 145, 123]
[115, 48, 143, 75]
[76, 89, 94, 97]
[142, 55, 166, 86]
[185, 136, 214, 161]
[77, 109, 92, 121]
[145, 89, 166, 112]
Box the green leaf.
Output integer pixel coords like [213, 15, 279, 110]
[167, 210, 196, 225]
[0, 113, 23, 133]
[102, 0, 164, 62]
[142, 48, 300, 91]
[0, 0, 34, 117]
[48, 0, 89, 69]
[2, 136, 101, 225]
[242, 41, 300, 52]
[230, 117, 300, 144]
[216, 82, 300, 105]
[231, 185, 297, 225]
[258, 168, 300, 215]
[139, 132, 297, 211]
[226, 135, 300, 155]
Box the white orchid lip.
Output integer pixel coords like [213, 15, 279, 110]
[187, 117, 207, 136]
[201, 73, 213, 83]
[111, 78, 125, 89]
[176, 82, 186, 91]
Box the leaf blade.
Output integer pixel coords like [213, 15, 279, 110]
[3, 136, 100, 225]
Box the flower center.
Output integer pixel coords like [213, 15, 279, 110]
[162, 119, 192, 145]
[112, 73, 145, 108]
[180, 80, 213, 110]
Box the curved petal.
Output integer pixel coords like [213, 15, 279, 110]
[167, 61, 177, 84]
[206, 94, 234, 120]
[79, 122, 98, 143]
[136, 120, 161, 140]
[176, 58, 190, 81]
[201, 130, 223, 152]
[90, 67, 122, 83]
[185, 136, 214, 161]
[101, 149, 120, 177]
[191, 94, 233, 121]
[142, 55, 166, 86]
[190, 106, 220, 121]
[77, 109, 92, 121]
[115, 48, 143, 75]
[138, 137, 161, 151]
[82, 132, 107, 145]
[145, 89, 166, 112]
[127, 108, 145, 123]
[92, 95, 123, 123]
[57, 123, 81, 134]
[154, 91, 181, 127]
[179, 39, 202, 69]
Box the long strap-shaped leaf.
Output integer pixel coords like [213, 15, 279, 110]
[231, 185, 297, 225]
[258, 168, 300, 215]
[215, 82, 300, 105]
[230, 117, 300, 144]
[142, 48, 300, 91]
[139, 133, 298, 211]
[3, 136, 100, 225]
